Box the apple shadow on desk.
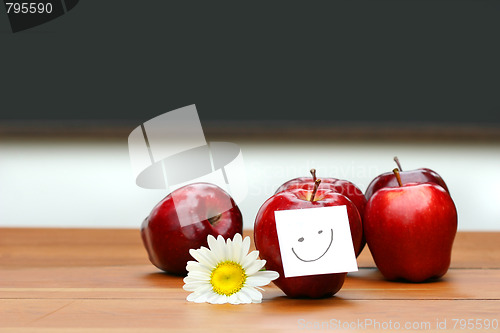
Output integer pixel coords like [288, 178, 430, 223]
[343, 267, 468, 301]
[263, 293, 357, 312]
[347, 267, 452, 284]
[142, 271, 185, 288]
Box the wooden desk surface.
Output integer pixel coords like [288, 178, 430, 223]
[1, 229, 499, 332]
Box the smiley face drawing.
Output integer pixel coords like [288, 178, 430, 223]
[291, 228, 334, 262]
[274, 205, 358, 278]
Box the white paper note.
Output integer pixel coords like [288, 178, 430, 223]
[274, 205, 358, 278]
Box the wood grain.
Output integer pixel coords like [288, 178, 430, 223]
[0, 265, 499, 300]
[1, 299, 498, 332]
[356, 232, 500, 269]
[1, 229, 499, 268]
[0, 228, 499, 332]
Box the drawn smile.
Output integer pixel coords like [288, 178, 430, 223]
[291, 228, 334, 262]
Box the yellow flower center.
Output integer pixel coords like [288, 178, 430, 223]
[210, 261, 247, 296]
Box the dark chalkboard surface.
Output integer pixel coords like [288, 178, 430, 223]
[1, 1, 499, 127]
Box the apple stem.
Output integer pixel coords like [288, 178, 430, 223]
[394, 156, 403, 171]
[393, 168, 403, 187]
[310, 179, 321, 202]
[208, 214, 222, 225]
[310, 168, 317, 182]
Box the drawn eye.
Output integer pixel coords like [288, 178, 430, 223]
[318, 230, 323, 234]
[298, 237, 304, 242]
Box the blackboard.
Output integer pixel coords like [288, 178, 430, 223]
[1, 0, 499, 126]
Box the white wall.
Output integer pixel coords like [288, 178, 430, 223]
[0, 138, 499, 230]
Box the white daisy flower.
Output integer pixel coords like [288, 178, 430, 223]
[183, 233, 279, 305]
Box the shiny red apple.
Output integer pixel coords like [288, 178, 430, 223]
[275, 169, 367, 256]
[364, 169, 457, 282]
[141, 183, 243, 275]
[254, 180, 362, 298]
[365, 157, 449, 200]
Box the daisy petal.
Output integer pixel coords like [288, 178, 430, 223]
[235, 288, 252, 304]
[183, 280, 210, 291]
[188, 248, 208, 266]
[185, 261, 200, 272]
[183, 276, 206, 286]
[207, 292, 221, 304]
[190, 284, 212, 296]
[207, 234, 217, 245]
[186, 262, 212, 275]
[243, 259, 266, 276]
[245, 270, 279, 287]
[235, 233, 243, 242]
[186, 271, 210, 281]
[187, 291, 209, 303]
[241, 250, 259, 270]
[216, 235, 227, 261]
[207, 235, 221, 256]
[189, 247, 217, 268]
[216, 294, 228, 304]
[231, 233, 243, 262]
[226, 237, 233, 261]
[194, 294, 209, 303]
[242, 286, 263, 303]
[186, 292, 197, 302]
[228, 293, 240, 305]
[186, 283, 211, 303]
[184, 284, 205, 292]
[241, 236, 251, 262]
[208, 234, 227, 262]
[183, 275, 209, 285]
[201, 246, 220, 267]
[232, 233, 242, 245]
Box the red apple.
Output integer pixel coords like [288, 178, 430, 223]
[364, 169, 457, 282]
[365, 157, 449, 200]
[141, 183, 243, 275]
[254, 180, 362, 298]
[275, 169, 367, 256]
